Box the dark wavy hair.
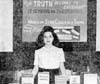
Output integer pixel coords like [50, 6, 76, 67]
[35, 26, 60, 49]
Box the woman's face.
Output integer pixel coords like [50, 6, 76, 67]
[43, 31, 54, 45]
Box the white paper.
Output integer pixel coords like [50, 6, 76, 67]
[96, 0, 100, 51]
[84, 74, 97, 84]
[0, 0, 13, 52]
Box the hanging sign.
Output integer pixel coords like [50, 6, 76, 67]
[23, 0, 87, 42]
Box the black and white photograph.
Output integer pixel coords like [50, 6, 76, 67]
[0, 0, 99, 84]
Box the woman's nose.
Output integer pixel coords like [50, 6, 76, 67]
[46, 38, 49, 40]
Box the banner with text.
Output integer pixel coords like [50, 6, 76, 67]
[23, 0, 87, 42]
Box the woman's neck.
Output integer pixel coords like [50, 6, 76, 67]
[44, 44, 54, 48]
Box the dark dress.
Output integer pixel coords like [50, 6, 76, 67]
[34, 67, 60, 84]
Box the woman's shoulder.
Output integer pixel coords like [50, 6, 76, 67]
[53, 46, 63, 51]
[35, 47, 44, 52]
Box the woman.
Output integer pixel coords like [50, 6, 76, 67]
[32, 26, 66, 84]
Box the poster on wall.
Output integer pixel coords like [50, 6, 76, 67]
[96, 0, 100, 51]
[23, 0, 87, 42]
[0, 0, 13, 52]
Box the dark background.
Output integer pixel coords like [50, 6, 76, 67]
[0, 0, 99, 83]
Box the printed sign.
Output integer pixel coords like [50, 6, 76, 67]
[38, 72, 49, 84]
[23, 0, 87, 42]
[84, 74, 97, 84]
[21, 76, 34, 84]
[55, 75, 67, 84]
[70, 75, 80, 84]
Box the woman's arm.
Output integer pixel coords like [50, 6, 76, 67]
[60, 62, 66, 75]
[32, 65, 39, 78]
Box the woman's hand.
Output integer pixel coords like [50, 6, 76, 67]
[32, 65, 39, 78]
[60, 62, 66, 75]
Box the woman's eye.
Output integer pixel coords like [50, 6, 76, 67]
[44, 36, 47, 38]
